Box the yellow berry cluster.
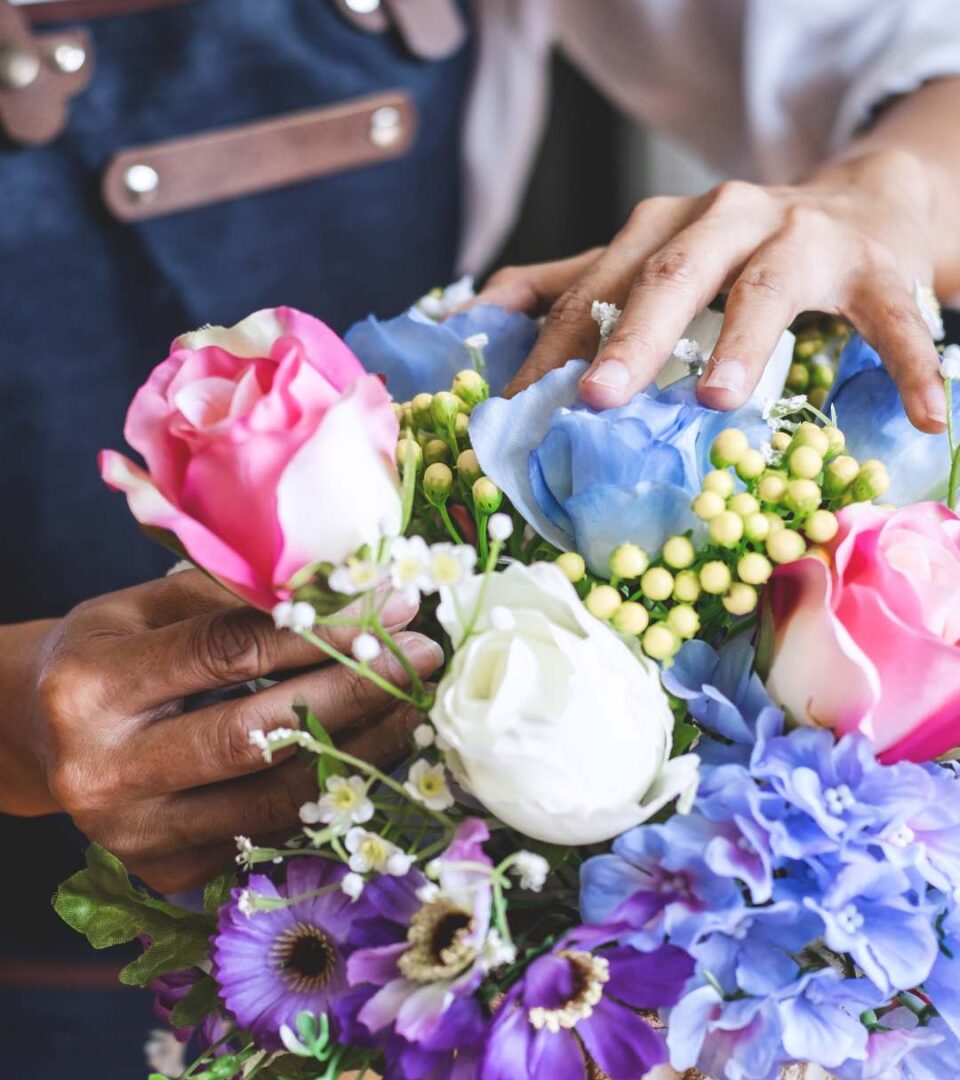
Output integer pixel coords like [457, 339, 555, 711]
[565, 420, 890, 662]
[784, 318, 850, 410]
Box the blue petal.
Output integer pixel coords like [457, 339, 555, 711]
[578, 854, 651, 925]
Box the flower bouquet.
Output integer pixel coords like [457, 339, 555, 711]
[55, 284, 960, 1080]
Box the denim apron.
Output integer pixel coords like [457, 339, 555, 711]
[0, 1, 473, 1074]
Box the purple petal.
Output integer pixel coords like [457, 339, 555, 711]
[604, 945, 694, 1009]
[579, 998, 667, 1078]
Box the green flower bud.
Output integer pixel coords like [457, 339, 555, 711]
[710, 428, 749, 468]
[808, 386, 829, 410]
[411, 392, 434, 428]
[396, 437, 423, 471]
[452, 368, 490, 407]
[457, 448, 482, 484]
[795, 337, 821, 361]
[392, 402, 407, 424]
[766, 528, 807, 564]
[805, 508, 839, 544]
[454, 412, 471, 440]
[423, 462, 454, 503]
[424, 438, 450, 466]
[709, 510, 745, 548]
[811, 363, 835, 391]
[785, 478, 822, 516]
[771, 430, 793, 453]
[556, 552, 586, 583]
[851, 459, 891, 502]
[693, 490, 726, 521]
[737, 551, 773, 585]
[728, 492, 760, 518]
[472, 476, 503, 513]
[758, 472, 788, 505]
[786, 362, 810, 392]
[673, 569, 701, 603]
[642, 623, 679, 661]
[723, 582, 758, 616]
[640, 567, 674, 602]
[612, 601, 650, 635]
[787, 445, 824, 480]
[667, 604, 701, 639]
[823, 454, 860, 497]
[743, 512, 772, 543]
[431, 391, 462, 428]
[703, 469, 735, 497]
[585, 584, 622, 620]
[735, 448, 767, 482]
[699, 560, 733, 595]
[792, 422, 830, 458]
[610, 542, 650, 579]
[662, 536, 696, 570]
[823, 425, 846, 455]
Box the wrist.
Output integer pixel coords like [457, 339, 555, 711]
[0, 619, 61, 816]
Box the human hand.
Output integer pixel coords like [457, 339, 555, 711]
[6, 571, 441, 892]
[481, 149, 946, 433]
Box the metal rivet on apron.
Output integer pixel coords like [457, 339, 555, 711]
[49, 41, 87, 75]
[345, 0, 381, 12]
[370, 105, 402, 147]
[123, 163, 160, 199]
[0, 45, 40, 91]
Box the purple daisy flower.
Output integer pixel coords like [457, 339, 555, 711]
[483, 930, 694, 1080]
[213, 858, 370, 1050]
[346, 819, 494, 1047]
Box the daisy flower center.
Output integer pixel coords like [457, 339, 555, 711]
[398, 897, 477, 983]
[527, 950, 610, 1033]
[272, 922, 338, 993]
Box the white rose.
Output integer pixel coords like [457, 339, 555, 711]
[430, 562, 699, 845]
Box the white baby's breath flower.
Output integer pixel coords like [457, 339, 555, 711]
[672, 337, 705, 368]
[941, 343, 960, 380]
[145, 1030, 187, 1079]
[341, 872, 366, 900]
[272, 600, 316, 632]
[345, 828, 408, 875]
[328, 556, 383, 596]
[404, 759, 455, 811]
[386, 851, 416, 876]
[763, 394, 808, 432]
[424, 544, 477, 593]
[464, 332, 489, 350]
[513, 851, 550, 892]
[235, 835, 255, 868]
[417, 275, 475, 319]
[413, 723, 436, 749]
[591, 300, 622, 341]
[351, 633, 382, 663]
[248, 726, 312, 763]
[237, 889, 256, 918]
[488, 513, 514, 542]
[760, 442, 783, 467]
[915, 279, 945, 341]
[480, 929, 518, 972]
[314, 775, 374, 833]
[389, 535, 433, 600]
[416, 881, 441, 903]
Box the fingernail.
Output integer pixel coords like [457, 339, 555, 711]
[381, 592, 418, 628]
[925, 385, 948, 425]
[396, 633, 445, 672]
[583, 358, 631, 390]
[702, 358, 747, 395]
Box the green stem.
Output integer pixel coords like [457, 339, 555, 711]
[946, 379, 959, 512]
[437, 502, 465, 544]
[298, 629, 419, 707]
[369, 612, 427, 702]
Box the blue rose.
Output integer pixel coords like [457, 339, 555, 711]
[470, 360, 772, 574]
[345, 303, 538, 401]
[828, 334, 960, 506]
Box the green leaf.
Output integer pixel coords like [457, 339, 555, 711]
[169, 973, 221, 1030]
[672, 714, 701, 757]
[399, 431, 419, 531]
[255, 1056, 322, 1080]
[203, 868, 236, 916]
[296, 706, 347, 786]
[54, 844, 214, 987]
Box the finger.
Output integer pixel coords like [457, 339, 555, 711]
[130, 842, 236, 896]
[507, 196, 696, 395]
[339, 701, 423, 772]
[105, 589, 420, 710]
[126, 631, 444, 794]
[472, 249, 605, 314]
[581, 200, 779, 408]
[696, 237, 811, 409]
[846, 274, 947, 433]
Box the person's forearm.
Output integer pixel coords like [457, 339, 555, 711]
[826, 76, 960, 296]
[0, 620, 60, 816]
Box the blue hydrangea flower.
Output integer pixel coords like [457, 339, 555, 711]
[469, 360, 775, 573]
[828, 334, 960, 505]
[345, 303, 538, 401]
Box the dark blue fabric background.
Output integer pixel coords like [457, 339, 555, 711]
[0, 0, 472, 1074]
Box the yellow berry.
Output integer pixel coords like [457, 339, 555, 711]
[709, 510, 745, 548]
[411, 392, 434, 427]
[823, 455, 860, 497]
[793, 422, 830, 458]
[728, 492, 760, 518]
[737, 551, 773, 585]
[735, 449, 766, 482]
[472, 477, 503, 513]
[673, 570, 701, 603]
[396, 438, 423, 470]
[824, 426, 846, 455]
[805, 509, 839, 544]
[710, 428, 749, 468]
[785, 478, 822, 516]
[667, 604, 701, 639]
[556, 552, 586, 583]
[662, 536, 696, 570]
[693, 491, 726, 521]
[852, 460, 891, 502]
[457, 448, 482, 484]
[424, 438, 450, 466]
[612, 602, 650, 636]
[609, 543, 650, 580]
[642, 623, 679, 661]
[788, 446, 824, 480]
[641, 567, 675, 602]
[743, 512, 771, 543]
[771, 431, 792, 453]
[786, 363, 810, 392]
[700, 560, 733, 595]
[704, 470, 736, 498]
[585, 585, 622, 620]
[723, 583, 759, 616]
[758, 472, 788, 504]
[423, 462, 453, 501]
[454, 412, 470, 439]
[766, 528, 807, 564]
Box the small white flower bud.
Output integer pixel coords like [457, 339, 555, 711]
[351, 633, 382, 663]
[341, 872, 366, 900]
[413, 724, 436, 749]
[556, 552, 586, 583]
[488, 513, 514, 542]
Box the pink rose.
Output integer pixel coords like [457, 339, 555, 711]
[764, 501, 960, 762]
[100, 307, 401, 610]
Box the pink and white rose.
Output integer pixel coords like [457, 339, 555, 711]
[100, 307, 401, 610]
[764, 501, 960, 762]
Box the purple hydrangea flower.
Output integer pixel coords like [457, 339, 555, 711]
[212, 859, 369, 1050]
[483, 929, 693, 1080]
[345, 820, 494, 1048]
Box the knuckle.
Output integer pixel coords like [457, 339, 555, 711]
[210, 704, 269, 772]
[731, 265, 790, 304]
[637, 248, 698, 290]
[140, 862, 207, 895]
[626, 195, 677, 228]
[198, 610, 272, 684]
[780, 204, 832, 240]
[485, 265, 523, 289]
[707, 180, 763, 214]
[547, 281, 599, 329]
[47, 759, 100, 815]
[249, 779, 301, 832]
